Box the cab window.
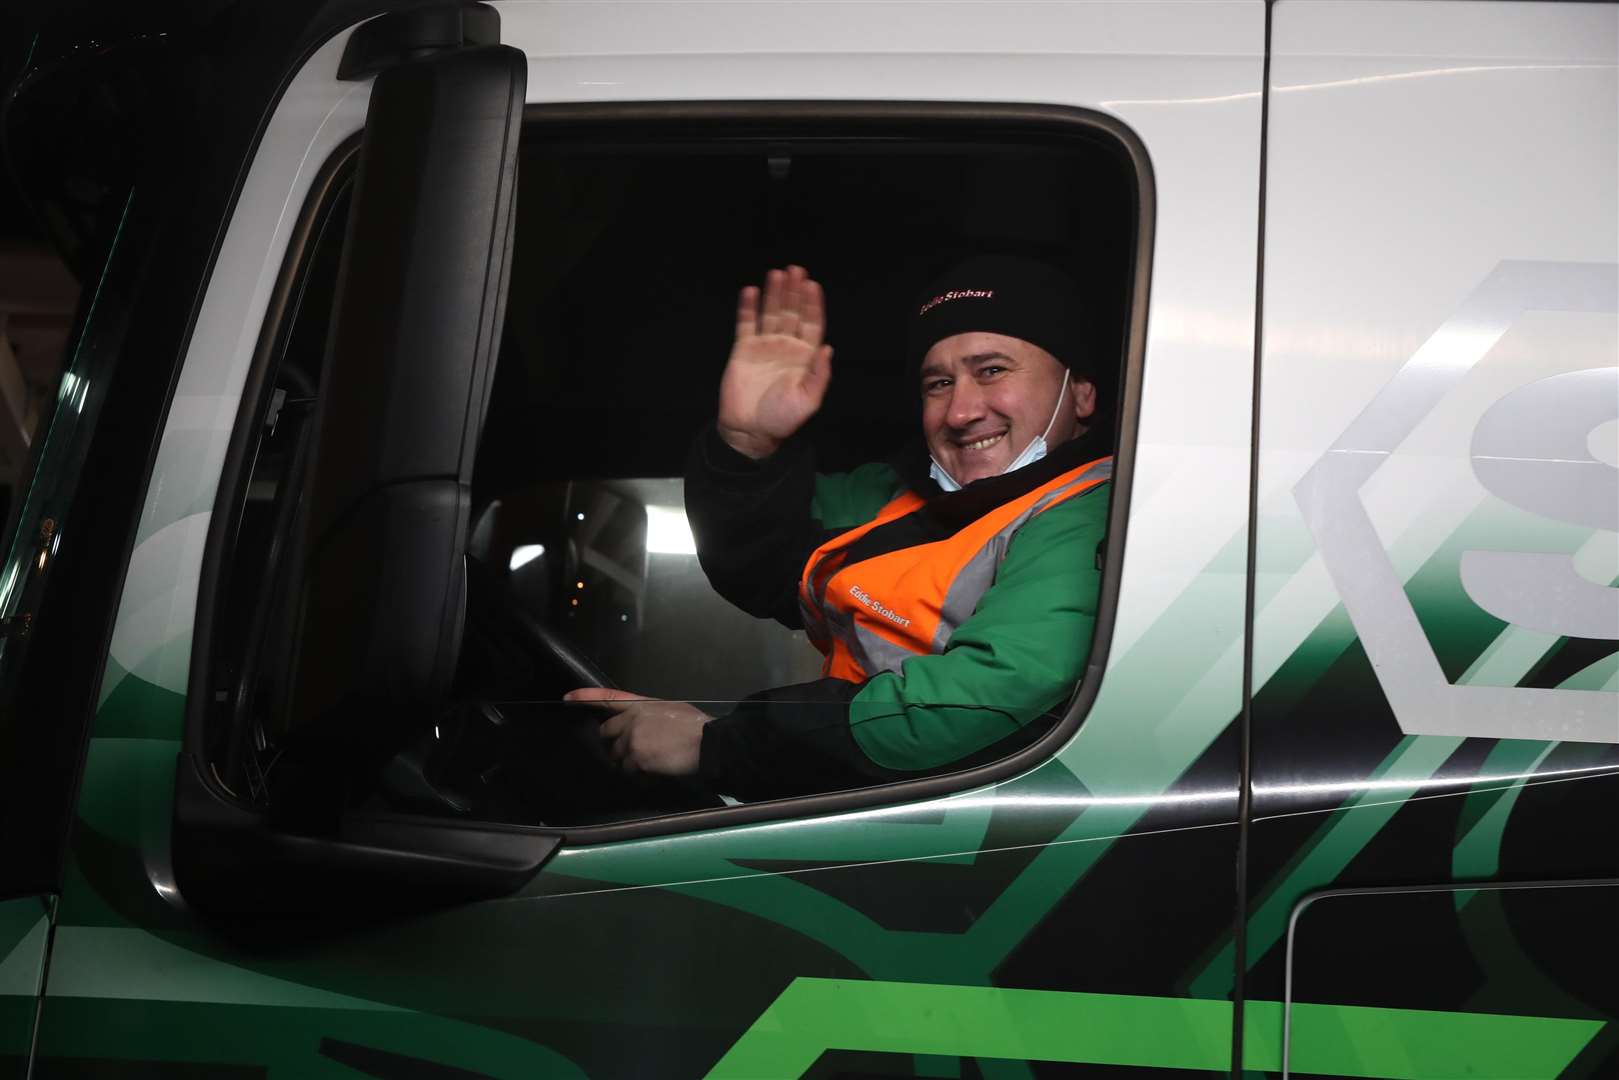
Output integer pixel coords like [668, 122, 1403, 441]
[200, 112, 1145, 833]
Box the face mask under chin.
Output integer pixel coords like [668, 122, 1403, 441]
[929, 370, 1070, 493]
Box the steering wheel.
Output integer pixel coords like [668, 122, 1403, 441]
[504, 596, 617, 689]
[462, 555, 617, 690]
[454, 555, 726, 822]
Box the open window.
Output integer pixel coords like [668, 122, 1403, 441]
[182, 98, 1150, 909]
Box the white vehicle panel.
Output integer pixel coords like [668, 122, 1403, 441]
[500, 1, 1256, 58]
[1259, 0, 1618, 739]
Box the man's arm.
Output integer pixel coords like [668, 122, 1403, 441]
[683, 264, 841, 625]
[698, 485, 1109, 798]
[684, 427, 822, 627]
[685, 431, 908, 626]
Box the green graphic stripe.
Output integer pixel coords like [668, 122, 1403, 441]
[1559, 649, 1619, 692]
[706, 980, 1229, 1078]
[0, 901, 49, 998]
[94, 674, 185, 740]
[1, 897, 51, 1065]
[706, 979, 1602, 1079]
[1451, 740, 1555, 885]
[45, 927, 406, 1011]
[1241, 998, 1601, 1079]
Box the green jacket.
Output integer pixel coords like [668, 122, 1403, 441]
[685, 427, 1110, 800]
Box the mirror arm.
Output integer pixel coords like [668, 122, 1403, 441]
[172, 753, 559, 916]
[337, 3, 501, 81]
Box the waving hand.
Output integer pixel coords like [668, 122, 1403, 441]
[715, 265, 833, 459]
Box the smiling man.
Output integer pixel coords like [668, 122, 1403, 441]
[566, 256, 1113, 800]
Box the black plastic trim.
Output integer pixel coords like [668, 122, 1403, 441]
[186, 98, 1154, 855]
[184, 138, 358, 762]
[336, 3, 500, 81]
[173, 754, 560, 914]
[276, 41, 524, 752]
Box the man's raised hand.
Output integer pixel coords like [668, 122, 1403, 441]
[715, 265, 833, 460]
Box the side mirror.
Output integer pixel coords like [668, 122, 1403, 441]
[174, 10, 556, 914]
[273, 40, 524, 771]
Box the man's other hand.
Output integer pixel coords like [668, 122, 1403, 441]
[716, 264, 833, 460]
[563, 688, 712, 777]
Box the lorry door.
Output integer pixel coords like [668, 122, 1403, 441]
[1245, 1, 1618, 1076]
[36, 2, 1272, 1078]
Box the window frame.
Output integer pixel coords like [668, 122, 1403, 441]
[186, 99, 1156, 846]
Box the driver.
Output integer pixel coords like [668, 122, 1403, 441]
[565, 256, 1111, 801]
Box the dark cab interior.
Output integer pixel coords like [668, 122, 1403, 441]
[195, 111, 1137, 846]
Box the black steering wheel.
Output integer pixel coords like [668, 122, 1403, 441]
[507, 600, 616, 689]
[462, 555, 617, 691]
[453, 555, 725, 822]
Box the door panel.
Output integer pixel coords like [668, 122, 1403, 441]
[1248, 1, 1619, 1074]
[512, 6, 1263, 1072]
[494, 3, 1262, 1071]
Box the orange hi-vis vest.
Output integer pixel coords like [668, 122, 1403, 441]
[798, 455, 1113, 683]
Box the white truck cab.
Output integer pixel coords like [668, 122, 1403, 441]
[0, 2, 1613, 1077]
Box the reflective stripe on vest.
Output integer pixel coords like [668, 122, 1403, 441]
[798, 455, 1112, 682]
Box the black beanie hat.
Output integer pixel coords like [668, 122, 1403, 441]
[908, 255, 1089, 378]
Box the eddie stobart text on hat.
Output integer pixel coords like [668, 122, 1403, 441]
[565, 258, 1114, 802]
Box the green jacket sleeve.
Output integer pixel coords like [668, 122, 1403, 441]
[846, 483, 1109, 771]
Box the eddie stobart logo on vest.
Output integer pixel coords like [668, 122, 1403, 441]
[849, 584, 912, 629]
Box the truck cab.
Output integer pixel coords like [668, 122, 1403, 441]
[0, 2, 1614, 1077]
